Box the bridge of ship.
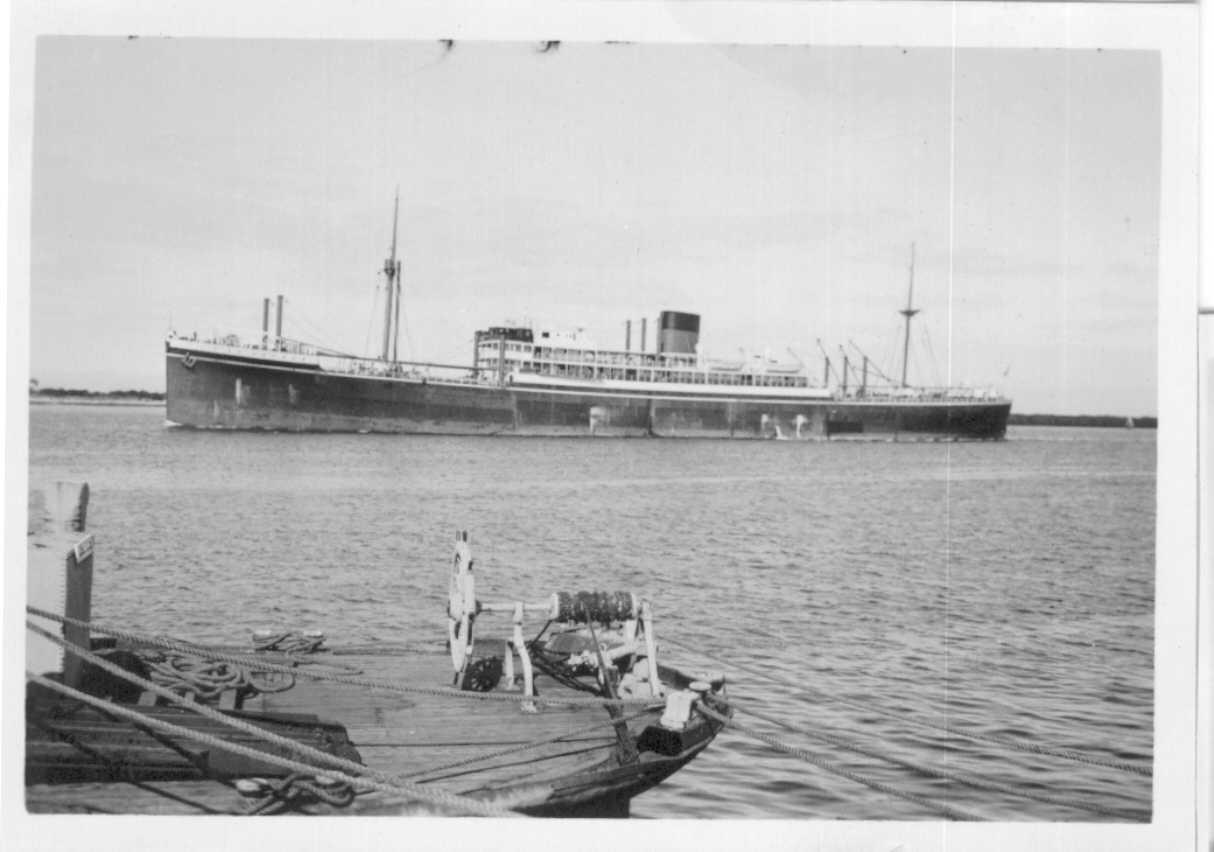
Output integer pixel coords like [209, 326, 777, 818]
[473, 334, 815, 390]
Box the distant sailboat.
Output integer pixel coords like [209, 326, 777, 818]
[1125, 417, 1135, 429]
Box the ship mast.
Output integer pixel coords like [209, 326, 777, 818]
[382, 189, 402, 362]
[899, 243, 920, 388]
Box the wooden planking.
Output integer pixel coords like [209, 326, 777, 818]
[251, 648, 645, 759]
[236, 646, 661, 798]
[26, 696, 363, 785]
[25, 781, 462, 816]
[27, 780, 245, 815]
[250, 648, 647, 792]
[25, 642, 722, 817]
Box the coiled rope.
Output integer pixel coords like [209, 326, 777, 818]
[28, 607, 656, 709]
[713, 696, 1149, 821]
[696, 701, 979, 821]
[662, 635, 1151, 778]
[26, 623, 517, 818]
[141, 651, 295, 703]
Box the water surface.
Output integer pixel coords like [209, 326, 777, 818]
[28, 405, 1155, 820]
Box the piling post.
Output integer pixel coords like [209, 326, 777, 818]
[27, 482, 93, 687]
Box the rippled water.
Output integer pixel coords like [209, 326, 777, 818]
[27, 404, 1155, 820]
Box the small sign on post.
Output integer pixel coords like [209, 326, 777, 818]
[27, 482, 93, 687]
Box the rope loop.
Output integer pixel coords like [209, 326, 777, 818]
[252, 631, 326, 655]
[240, 773, 357, 815]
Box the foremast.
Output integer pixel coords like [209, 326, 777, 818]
[381, 190, 403, 363]
[899, 243, 919, 388]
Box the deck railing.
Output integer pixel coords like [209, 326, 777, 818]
[172, 333, 1006, 400]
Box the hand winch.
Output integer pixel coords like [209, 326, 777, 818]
[446, 531, 661, 703]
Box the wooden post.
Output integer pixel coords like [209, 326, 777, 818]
[27, 482, 93, 687]
[641, 601, 660, 698]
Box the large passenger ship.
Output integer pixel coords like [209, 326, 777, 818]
[164, 203, 1011, 440]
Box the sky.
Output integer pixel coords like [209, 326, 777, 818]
[28, 38, 1160, 415]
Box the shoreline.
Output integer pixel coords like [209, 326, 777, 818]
[29, 397, 164, 408]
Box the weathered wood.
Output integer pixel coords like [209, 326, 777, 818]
[25, 780, 471, 816]
[26, 692, 362, 785]
[27, 780, 244, 815]
[26, 642, 727, 816]
[244, 647, 719, 809]
[27, 482, 93, 685]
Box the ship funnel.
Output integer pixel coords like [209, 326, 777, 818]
[657, 311, 700, 355]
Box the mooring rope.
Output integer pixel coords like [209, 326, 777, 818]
[28, 607, 657, 709]
[26, 623, 518, 817]
[28, 617, 678, 807]
[412, 743, 620, 786]
[398, 708, 654, 782]
[27, 713, 233, 815]
[714, 696, 1149, 821]
[662, 635, 1151, 778]
[695, 702, 979, 821]
[27, 670, 517, 818]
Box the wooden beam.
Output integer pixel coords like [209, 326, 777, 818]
[27, 482, 93, 686]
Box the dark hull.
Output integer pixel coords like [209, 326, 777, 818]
[165, 343, 1010, 440]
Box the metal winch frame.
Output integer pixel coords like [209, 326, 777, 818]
[446, 531, 661, 702]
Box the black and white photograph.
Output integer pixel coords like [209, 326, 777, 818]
[1203, 318, 1214, 852]
[3, 3, 1202, 851]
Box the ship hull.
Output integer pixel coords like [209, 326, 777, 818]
[165, 343, 1010, 440]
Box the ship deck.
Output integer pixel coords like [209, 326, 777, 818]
[27, 643, 721, 817]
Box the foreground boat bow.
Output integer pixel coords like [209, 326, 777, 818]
[26, 516, 729, 817]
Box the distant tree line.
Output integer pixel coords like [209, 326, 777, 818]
[31, 386, 165, 401]
[1008, 413, 1157, 429]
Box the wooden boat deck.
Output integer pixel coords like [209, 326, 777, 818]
[27, 643, 723, 817]
[26, 487, 725, 818]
